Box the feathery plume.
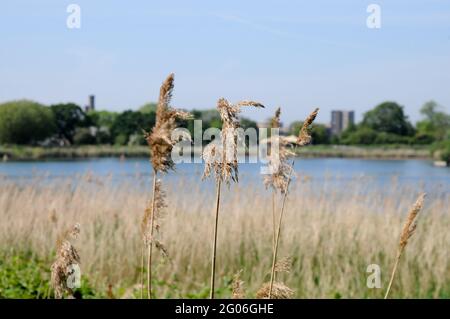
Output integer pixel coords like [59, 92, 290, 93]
[384, 193, 426, 299]
[145, 73, 192, 173]
[231, 270, 245, 299]
[141, 179, 167, 249]
[50, 223, 81, 299]
[235, 100, 265, 108]
[399, 193, 425, 250]
[262, 108, 295, 194]
[274, 256, 292, 274]
[256, 282, 294, 299]
[203, 98, 264, 184]
[297, 108, 319, 146]
[271, 107, 281, 129]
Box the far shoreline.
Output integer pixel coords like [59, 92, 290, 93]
[0, 144, 433, 162]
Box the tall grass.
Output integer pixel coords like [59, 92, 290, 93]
[262, 107, 319, 298]
[142, 73, 191, 298]
[384, 193, 425, 299]
[202, 98, 264, 298]
[0, 173, 448, 298]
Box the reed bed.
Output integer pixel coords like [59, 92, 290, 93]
[0, 173, 449, 298]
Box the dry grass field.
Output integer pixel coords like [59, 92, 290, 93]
[0, 172, 448, 298]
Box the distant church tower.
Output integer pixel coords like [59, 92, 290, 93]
[85, 95, 95, 112]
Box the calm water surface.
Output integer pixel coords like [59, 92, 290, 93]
[0, 158, 448, 194]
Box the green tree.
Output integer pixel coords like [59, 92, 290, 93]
[240, 117, 259, 130]
[340, 126, 377, 145]
[73, 127, 96, 145]
[0, 100, 55, 145]
[362, 102, 414, 136]
[373, 132, 410, 144]
[431, 140, 450, 164]
[87, 110, 118, 130]
[180, 110, 203, 136]
[416, 100, 450, 141]
[311, 124, 330, 144]
[288, 121, 302, 136]
[50, 103, 88, 144]
[110, 110, 153, 145]
[209, 118, 222, 129]
[138, 103, 157, 114]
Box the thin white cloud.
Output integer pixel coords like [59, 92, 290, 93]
[211, 12, 367, 50]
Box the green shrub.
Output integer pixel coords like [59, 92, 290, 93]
[0, 252, 51, 298]
[73, 128, 96, 145]
[432, 140, 450, 163]
[127, 133, 146, 146]
[340, 127, 377, 145]
[374, 132, 410, 144]
[411, 132, 435, 145]
[114, 133, 128, 145]
[0, 100, 55, 145]
[0, 252, 101, 299]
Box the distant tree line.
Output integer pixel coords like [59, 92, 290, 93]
[0, 100, 258, 147]
[0, 100, 448, 160]
[287, 101, 449, 145]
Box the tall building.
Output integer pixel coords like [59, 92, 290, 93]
[342, 111, 354, 131]
[331, 111, 343, 135]
[85, 95, 95, 112]
[330, 110, 354, 135]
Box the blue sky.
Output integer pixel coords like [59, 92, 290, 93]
[1, 0, 449, 125]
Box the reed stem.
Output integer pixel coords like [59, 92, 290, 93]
[140, 244, 144, 299]
[268, 162, 294, 298]
[147, 170, 157, 299]
[210, 179, 222, 299]
[384, 250, 402, 299]
[272, 191, 276, 252]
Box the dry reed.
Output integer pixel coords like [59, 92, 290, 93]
[50, 223, 81, 299]
[263, 107, 293, 254]
[256, 282, 294, 299]
[297, 108, 319, 146]
[202, 98, 264, 298]
[384, 193, 426, 299]
[143, 73, 191, 298]
[263, 108, 319, 298]
[231, 270, 245, 299]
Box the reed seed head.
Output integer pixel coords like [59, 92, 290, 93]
[399, 193, 425, 250]
[274, 256, 292, 273]
[146, 73, 192, 173]
[203, 98, 264, 184]
[297, 108, 319, 146]
[256, 281, 294, 299]
[154, 239, 169, 258]
[271, 107, 281, 129]
[262, 108, 295, 193]
[51, 223, 81, 299]
[231, 270, 245, 299]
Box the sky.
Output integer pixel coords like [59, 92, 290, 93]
[1, 0, 449, 125]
